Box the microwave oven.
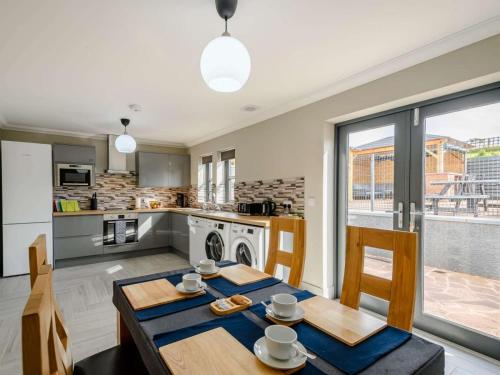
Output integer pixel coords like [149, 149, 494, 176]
[55, 163, 95, 186]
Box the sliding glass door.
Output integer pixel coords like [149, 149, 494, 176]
[336, 84, 500, 359]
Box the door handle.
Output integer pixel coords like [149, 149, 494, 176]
[386, 202, 404, 229]
[410, 202, 423, 232]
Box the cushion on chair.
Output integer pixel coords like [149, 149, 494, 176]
[73, 345, 149, 375]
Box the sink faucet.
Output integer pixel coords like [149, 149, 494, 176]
[211, 191, 221, 211]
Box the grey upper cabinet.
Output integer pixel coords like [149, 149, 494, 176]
[136, 152, 169, 187]
[136, 152, 190, 187]
[53, 144, 96, 164]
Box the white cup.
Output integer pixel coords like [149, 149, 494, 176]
[271, 293, 297, 318]
[198, 259, 216, 273]
[265, 325, 297, 360]
[182, 273, 202, 291]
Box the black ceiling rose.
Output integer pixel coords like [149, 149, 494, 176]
[215, 0, 238, 20]
[120, 118, 130, 126]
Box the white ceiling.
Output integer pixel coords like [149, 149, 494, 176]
[1, 1, 500, 147]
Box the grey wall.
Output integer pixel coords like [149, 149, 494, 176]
[0, 129, 188, 172]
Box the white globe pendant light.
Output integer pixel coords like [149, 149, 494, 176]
[115, 118, 136, 153]
[200, 0, 250, 93]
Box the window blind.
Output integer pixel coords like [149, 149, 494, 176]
[201, 155, 213, 164]
[220, 149, 235, 161]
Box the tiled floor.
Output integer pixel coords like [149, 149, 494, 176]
[1, 253, 499, 374]
[365, 256, 500, 338]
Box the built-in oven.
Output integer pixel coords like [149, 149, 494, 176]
[55, 163, 95, 186]
[103, 213, 138, 246]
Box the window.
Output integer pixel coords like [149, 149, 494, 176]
[197, 155, 212, 203]
[217, 149, 236, 203]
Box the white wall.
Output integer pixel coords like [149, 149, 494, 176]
[189, 34, 500, 295]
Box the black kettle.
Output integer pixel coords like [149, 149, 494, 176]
[262, 199, 277, 216]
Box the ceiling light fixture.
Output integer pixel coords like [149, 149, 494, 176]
[115, 118, 137, 153]
[200, 0, 251, 93]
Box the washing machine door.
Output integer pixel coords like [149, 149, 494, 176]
[233, 238, 257, 267]
[205, 231, 225, 261]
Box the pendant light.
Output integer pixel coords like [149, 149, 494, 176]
[115, 118, 136, 153]
[200, 0, 251, 93]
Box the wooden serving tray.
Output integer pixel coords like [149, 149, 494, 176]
[219, 264, 272, 285]
[298, 296, 387, 346]
[123, 279, 204, 310]
[210, 295, 252, 316]
[159, 327, 282, 375]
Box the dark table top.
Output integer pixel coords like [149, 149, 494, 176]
[113, 267, 445, 375]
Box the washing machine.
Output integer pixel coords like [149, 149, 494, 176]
[188, 216, 209, 266]
[230, 223, 267, 271]
[204, 219, 232, 263]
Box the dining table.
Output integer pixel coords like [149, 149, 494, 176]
[112, 263, 445, 375]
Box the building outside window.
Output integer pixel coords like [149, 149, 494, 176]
[197, 155, 212, 203]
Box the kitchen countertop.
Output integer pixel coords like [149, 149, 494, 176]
[53, 207, 273, 227]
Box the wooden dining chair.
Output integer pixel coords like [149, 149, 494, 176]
[22, 271, 73, 375]
[28, 234, 52, 288]
[264, 217, 306, 287]
[28, 234, 71, 360]
[340, 225, 418, 331]
[23, 240, 149, 375]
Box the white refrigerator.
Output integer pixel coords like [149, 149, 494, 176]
[1, 141, 53, 277]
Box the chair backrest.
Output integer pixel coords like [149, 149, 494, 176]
[22, 268, 73, 375]
[264, 217, 306, 287]
[340, 225, 417, 331]
[29, 234, 51, 288]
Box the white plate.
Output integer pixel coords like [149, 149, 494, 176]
[253, 337, 307, 370]
[175, 281, 207, 294]
[266, 305, 305, 322]
[194, 266, 220, 275]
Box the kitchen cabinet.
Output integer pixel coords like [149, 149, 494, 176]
[170, 212, 189, 255]
[53, 144, 96, 165]
[54, 235, 103, 259]
[53, 216, 103, 260]
[137, 212, 170, 250]
[136, 152, 190, 187]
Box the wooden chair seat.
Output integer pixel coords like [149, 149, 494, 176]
[73, 345, 148, 375]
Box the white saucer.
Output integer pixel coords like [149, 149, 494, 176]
[175, 281, 207, 294]
[266, 306, 305, 322]
[253, 337, 307, 370]
[194, 266, 220, 275]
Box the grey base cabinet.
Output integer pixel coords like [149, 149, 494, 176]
[53, 212, 190, 264]
[170, 213, 189, 256]
[54, 216, 103, 261]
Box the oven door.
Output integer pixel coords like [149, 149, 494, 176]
[103, 219, 138, 246]
[56, 164, 94, 186]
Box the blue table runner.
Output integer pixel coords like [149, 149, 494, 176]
[249, 291, 412, 374]
[153, 312, 325, 374]
[121, 273, 217, 322]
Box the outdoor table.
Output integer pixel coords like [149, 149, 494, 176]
[113, 265, 445, 375]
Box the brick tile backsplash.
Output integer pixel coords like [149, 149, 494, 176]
[53, 173, 190, 210]
[54, 174, 305, 216]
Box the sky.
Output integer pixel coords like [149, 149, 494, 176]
[349, 102, 500, 148]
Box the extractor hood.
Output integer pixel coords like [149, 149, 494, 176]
[106, 134, 132, 174]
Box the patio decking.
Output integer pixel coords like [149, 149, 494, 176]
[364, 256, 500, 338]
